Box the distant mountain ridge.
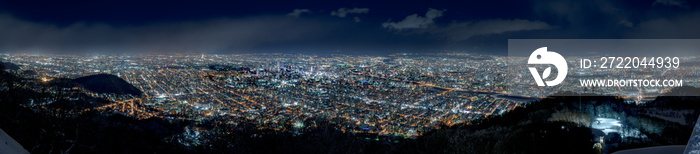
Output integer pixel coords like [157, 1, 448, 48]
[662, 86, 700, 96]
[72, 74, 143, 96]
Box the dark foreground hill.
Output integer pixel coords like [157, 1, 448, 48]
[403, 87, 700, 153]
[0, 61, 20, 71]
[72, 74, 143, 96]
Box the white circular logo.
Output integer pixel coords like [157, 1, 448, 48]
[527, 47, 568, 86]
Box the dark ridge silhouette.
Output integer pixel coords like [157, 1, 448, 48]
[45, 92, 112, 110]
[644, 86, 700, 109]
[1, 61, 20, 71]
[72, 74, 143, 96]
[208, 64, 250, 72]
[662, 86, 700, 96]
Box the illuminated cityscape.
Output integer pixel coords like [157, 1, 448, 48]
[0, 53, 524, 137]
[2, 53, 699, 140]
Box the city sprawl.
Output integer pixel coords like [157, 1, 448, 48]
[2, 53, 699, 138]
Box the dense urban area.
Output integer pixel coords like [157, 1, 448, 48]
[1, 53, 700, 153]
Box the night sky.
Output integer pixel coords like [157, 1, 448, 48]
[0, 0, 699, 55]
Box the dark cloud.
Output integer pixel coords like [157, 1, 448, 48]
[653, 0, 689, 8]
[528, 0, 700, 39]
[0, 0, 698, 55]
[381, 9, 551, 42]
[331, 8, 369, 18]
[0, 14, 334, 53]
[628, 11, 700, 38]
[618, 20, 634, 28]
[532, 0, 625, 28]
[382, 8, 445, 30]
[432, 19, 552, 41]
[287, 9, 311, 18]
